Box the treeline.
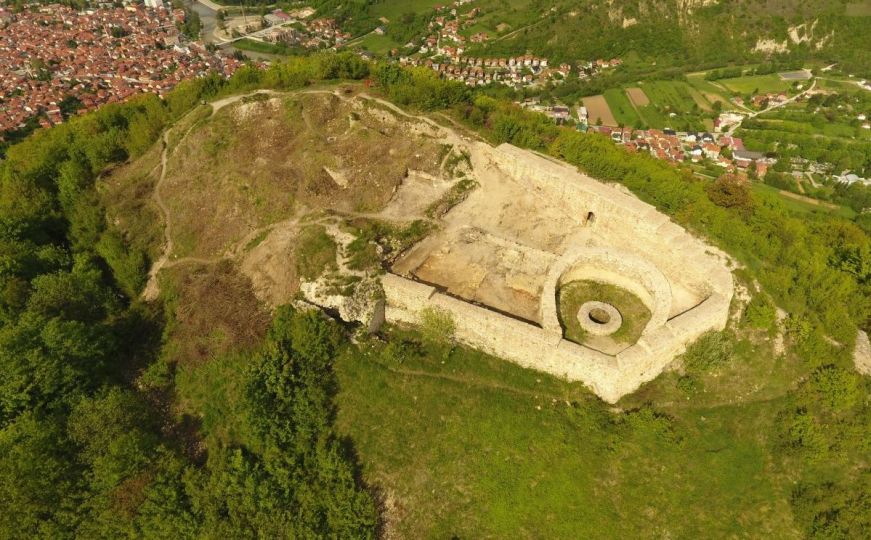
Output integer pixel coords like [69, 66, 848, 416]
[0, 52, 377, 537]
[704, 60, 805, 81]
[738, 123, 871, 175]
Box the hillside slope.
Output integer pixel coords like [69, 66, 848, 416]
[308, 0, 871, 73]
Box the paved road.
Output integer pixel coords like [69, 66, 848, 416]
[195, 0, 224, 10]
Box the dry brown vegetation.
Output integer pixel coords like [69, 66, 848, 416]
[160, 260, 270, 367]
[582, 95, 617, 126]
[159, 92, 444, 259]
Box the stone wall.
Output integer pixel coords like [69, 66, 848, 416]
[542, 247, 674, 333]
[380, 143, 734, 403]
[489, 143, 733, 299]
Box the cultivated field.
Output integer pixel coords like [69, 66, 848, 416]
[582, 94, 617, 126]
[686, 87, 712, 111]
[626, 87, 650, 106]
[596, 80, 725, 130]
[602, 88, 639, 126]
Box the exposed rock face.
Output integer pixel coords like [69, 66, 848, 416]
[301, 276, 384, 331]
[753, 38, 789, 54]
[754, 19, 834, 54]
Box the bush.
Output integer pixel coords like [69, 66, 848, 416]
[419, 307, 456, 348]
[681, 331, 734, 374]
[705, 173, 753, 215]
[801, 365, 863, 413]
[743, 293, 777, 331]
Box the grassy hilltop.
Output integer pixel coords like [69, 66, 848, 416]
[1, 54, 870, 538]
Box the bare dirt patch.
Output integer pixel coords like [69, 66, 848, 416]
[582, 95, 617, 127]
[240, 219, 302, 307]
[401, 227, 555, 323]
[626, 87, 650, 107]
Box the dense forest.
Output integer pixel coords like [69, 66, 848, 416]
[0, 54, 376, 537]
[1, 53, 870, 536]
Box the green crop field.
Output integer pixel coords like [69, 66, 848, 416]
[370, 0, 452, 19]
[638, 80, 704, 112]
[603, 88, 640, 127]
[597, 80, 714, 130]
[686, 74, 735, 100]
[752, 183, 857, 219]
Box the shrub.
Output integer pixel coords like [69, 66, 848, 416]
[706, 173, 753, 215]
[682, 331, 734, 373]
[743, 293, 777, 331]
[419, 307, 456, 348]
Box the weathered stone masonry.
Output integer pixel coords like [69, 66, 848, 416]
[382, 143, 734, 403]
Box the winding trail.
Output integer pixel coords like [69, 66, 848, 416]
[142, 130, 175, 301]
[141, 88, 451, 301]
[142, 91, 291, 300]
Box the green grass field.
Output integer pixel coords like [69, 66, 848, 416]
[719, 73, 792, 94]
[353, 32, 401, 54]
[333, 325, 805, 538]
[639, 80, 702, 111]
[232, 38, 305, 56]
[686, 74, 735, 101]
[817, 78, 854, 90]
[370, 0, 449, 19]
[557, 280, 651, 345]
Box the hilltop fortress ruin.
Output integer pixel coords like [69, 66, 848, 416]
[139, 90, 734, 404]
[382, 141, 733, 403]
